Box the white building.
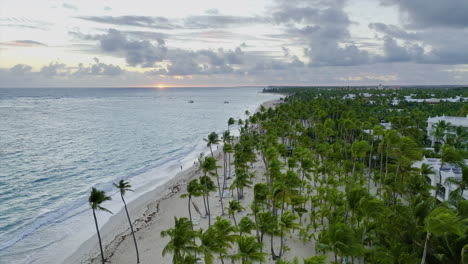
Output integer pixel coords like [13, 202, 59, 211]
[427, 115, 468, 146]
[413, 157, 468, 201]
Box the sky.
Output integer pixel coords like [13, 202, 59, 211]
[1, 0, 468, 87]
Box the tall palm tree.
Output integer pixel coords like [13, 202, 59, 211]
[114, 180, 140, 263]
[420, 207, 464, 264]
[89, 187, 112, 264]
[199, 175, 217, 226]
[201, 156, 224, 216]
[161, 217, 199, 263]
[204, 132, 221, 158]
[227, 200, 244, 228]
[180, 179, 202, 224]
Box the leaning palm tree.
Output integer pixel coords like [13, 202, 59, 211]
[180, 179, 202, 223]
[114, 180, 140, 263]
[227, 200, 244, 228]
[204, 132, 221, 158]
[89, 187, 112, 264]
[420, 206, 464, 264]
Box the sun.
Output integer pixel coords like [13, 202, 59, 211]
[157, 84, 165, 89]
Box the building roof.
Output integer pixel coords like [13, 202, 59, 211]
[427, 115, 468, 127]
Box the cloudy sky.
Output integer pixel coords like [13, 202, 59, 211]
[1, 0, 468, 87]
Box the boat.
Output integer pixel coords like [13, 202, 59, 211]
[224, 101, 229, 104]
[188, 100, 194, 103]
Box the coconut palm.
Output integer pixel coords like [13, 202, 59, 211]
[445, 165, 468, 197]
[114, 180, 140, 263]
[230, 169, 253, 200]
[201, 156, 224, 216]
[199, 217, 238, 264]
[89, 187, 112, 264]
[238, 216, 256, 236]
[228, 117, 236, 131]
[227, 200, 244, 228]
[161, 217, 199, 263]
[420, 207, 464, 264]
[204, 132, 221, 158]
[180, 179, 203, 223]
[231, 235, 266, 264]
[434, 146, 463, 199]
[199, 175, 217, 226]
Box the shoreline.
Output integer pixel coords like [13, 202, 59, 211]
[65, 98, 281, 263]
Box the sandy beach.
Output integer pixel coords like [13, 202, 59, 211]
[65, 99, 316, 264]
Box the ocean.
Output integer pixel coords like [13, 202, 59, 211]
[0, 87, 281, 264]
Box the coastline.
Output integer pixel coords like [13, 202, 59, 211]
[65, 98, 282, 264]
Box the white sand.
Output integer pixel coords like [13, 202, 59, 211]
[66, 99, 318, 264]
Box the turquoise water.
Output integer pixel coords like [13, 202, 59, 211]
[0, 87, 280, 263]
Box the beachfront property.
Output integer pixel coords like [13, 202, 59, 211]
[427, 115, 468, 146]
[413, 157, 468, 201]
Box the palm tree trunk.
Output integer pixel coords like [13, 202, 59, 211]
[216, 174, 224, 215]
[188, 196, 192, 223]
[420, 232, 430, 264]
[368, 140, 374, 192]
[121, 194, 140, 263]
[232, 213, 238, 229]
[206, 194, 211, 226]
[93, 209, 106, 264]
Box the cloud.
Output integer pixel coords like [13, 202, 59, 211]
[10, 64, 32, 75]
[40, 62, 69, 77]
[369, 22, 468, 65]
[76, 14, 267, 30]
[182, 15, 266, 29]
[369, 23, 420, 40]
[271, 0, 371, 67]
[76, 16, 179, 30]
[381, 0, 468, 29]
[74, 58, 124, 76]
[62, 3, 78, 10]
[378, 36, 424, 63]
[0, 40, 47, 47]
[0, 17, 51, 31]
[73, 28, 168, 67]
[205, 9, 219, 15]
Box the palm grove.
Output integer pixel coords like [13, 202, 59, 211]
[92, 87, 468, 263]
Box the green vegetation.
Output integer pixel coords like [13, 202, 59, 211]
[165, 87, 467, 263]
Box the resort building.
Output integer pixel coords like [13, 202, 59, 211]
[413, 157, 468, 201]
[427, 115, 468, 146]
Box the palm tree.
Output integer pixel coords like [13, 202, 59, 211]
[434, 146, 463, 200]
[114, 180, 140, 263]
[199, 175, 217, 226]
[227, 200, 244, 228]
[161, 217, 199, 263]
[180, 179, 202, 223]
[231, 235, 266, 264]
[445, 165, 468, 197]
[277, 211, 301, 258]
[231, 169, 253, 200]
[204, 132, 221, 158]
[238, 216, 256, 236]
[201, 156, 224, 216]
[420, 207, 464, 264]
[89, 187, 112, 264]
[228, 117, 236, 131]
[199, 217, 238, 264]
